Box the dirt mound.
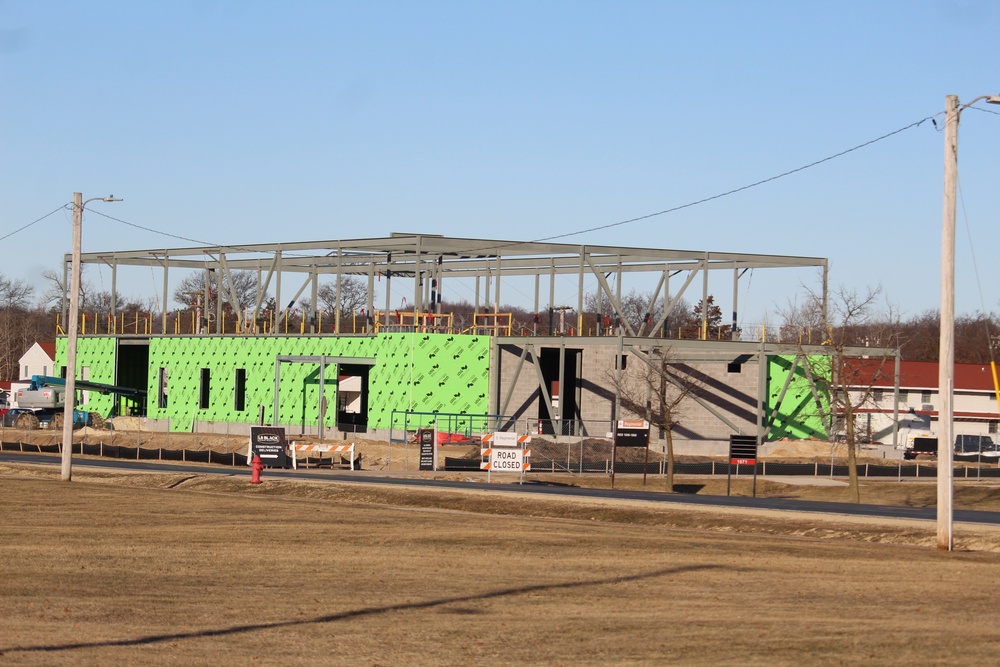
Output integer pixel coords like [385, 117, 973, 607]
[764, 440, 839, 458]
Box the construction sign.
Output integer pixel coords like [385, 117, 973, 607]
[250, 426, 288, 468]
[615, 419, 650, 447]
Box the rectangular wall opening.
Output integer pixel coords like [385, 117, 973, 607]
[116, 340, 150, 417]
[234, 368, 246, 412]
[537, 347, 582, 436]
[199, 368, 211, 409]
[336, 364, 370, 433]
[157, 368, 168, 409]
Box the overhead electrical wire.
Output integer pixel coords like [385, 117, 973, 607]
[956, 169, 1000, 420]
[87, 209, 222, 247]
[3, 111, 952, 267]
[0, 110, 969, 329]
[529, 114, 941, 245]
[0, 204, 68, 242]
[968, 105, 1000, 117]
[957, 178, 997, 360]
[465, 112, 943, 309]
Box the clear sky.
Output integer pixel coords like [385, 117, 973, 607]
[2, 0, 998, 324]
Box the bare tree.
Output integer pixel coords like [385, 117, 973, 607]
[172, 270, 263, 312]
[778, 290, 825, 344]
[41, 268, 92, 312]
[0, 273, 34, 310]
[782, 285, 898, 503]
[88, 290, 153, 317]
[0, 303, 53, 381]
[609, 346, 701, 492]
[314, 277, 368, 314]
[586, 288, 694, 335]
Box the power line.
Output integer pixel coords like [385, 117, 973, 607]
[88, 209, 222, 247]
[88, 210, 332, 262]
[32, 112, 946, 261]
[529, 114, 941, 245]
[0, 204, 69, 242]
[968, 104, 1000, 117]
[957, 177, 997, 364]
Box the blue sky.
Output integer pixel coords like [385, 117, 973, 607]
[2, 0, 998, 324]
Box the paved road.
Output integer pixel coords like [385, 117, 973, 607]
[4, 451, 1000, 527]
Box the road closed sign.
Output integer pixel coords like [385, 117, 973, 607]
[488, 447, 528, 471]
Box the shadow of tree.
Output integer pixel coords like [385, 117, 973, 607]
[2, 564, 727, 655]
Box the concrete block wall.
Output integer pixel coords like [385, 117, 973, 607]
[494, 339, 763, 441]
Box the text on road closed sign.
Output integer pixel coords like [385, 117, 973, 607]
[490, 448, 525, 470]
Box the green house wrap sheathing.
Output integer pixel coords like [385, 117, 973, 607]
[133, 333, 491, 432]
[766, 355, 831, 441]
[54, 337, 119, 419]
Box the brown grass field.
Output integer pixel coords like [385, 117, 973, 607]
[3, 460, 1000, 665]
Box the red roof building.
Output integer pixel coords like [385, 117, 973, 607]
[843, 358, 1000, 443]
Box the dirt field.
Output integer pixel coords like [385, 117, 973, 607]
[2, 461, 1000, 665]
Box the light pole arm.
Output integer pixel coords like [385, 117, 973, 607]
[958, 94, 1000, 112]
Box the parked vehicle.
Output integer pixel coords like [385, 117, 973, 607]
[901, 431, 938, 459]
[900, 431, 1000, 459]
[954, 434, 1000, 456]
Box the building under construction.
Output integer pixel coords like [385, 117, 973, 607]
[55, 232, 885, 451]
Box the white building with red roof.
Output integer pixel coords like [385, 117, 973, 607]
[848, 359, 1000, 445]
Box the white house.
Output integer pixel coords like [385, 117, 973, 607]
[9, 342, 57, 408]
[19, 342, 57, 380]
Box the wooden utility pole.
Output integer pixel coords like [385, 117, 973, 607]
[62, 193, 121, 481]
[61, 193, 84, 481]
[937, 92, 1000, 549]
[937, 95, 959, 550]
[936, 93, 1000, 549]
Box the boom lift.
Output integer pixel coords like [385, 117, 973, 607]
[5, 375, 146, 431]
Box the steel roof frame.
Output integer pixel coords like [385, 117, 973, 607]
[65, 232, 829, 337]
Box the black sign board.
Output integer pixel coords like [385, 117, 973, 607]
[615, 420, 650, 448]
[728, 434, 758, 465]
[418, 428, 436, 471]
[250, 426, 288, 468]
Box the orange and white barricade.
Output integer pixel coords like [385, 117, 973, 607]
[290, 442, 357, 470]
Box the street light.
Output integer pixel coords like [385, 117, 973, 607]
[61, 192, 122, 482]
[938, 94, 999, 549]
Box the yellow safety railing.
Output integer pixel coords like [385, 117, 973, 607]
[372, 310, 454, 333]
[468, 313, 512, 336]
[59, 311, 835, 344]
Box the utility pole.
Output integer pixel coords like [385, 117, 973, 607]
[937, 95, 958, 551]
[937, 92, 1000, 549]
[61, 193, 84, 481]
[62, 193, 121, 481]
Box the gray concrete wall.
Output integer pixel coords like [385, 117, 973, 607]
[493, 339, 763, 442]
